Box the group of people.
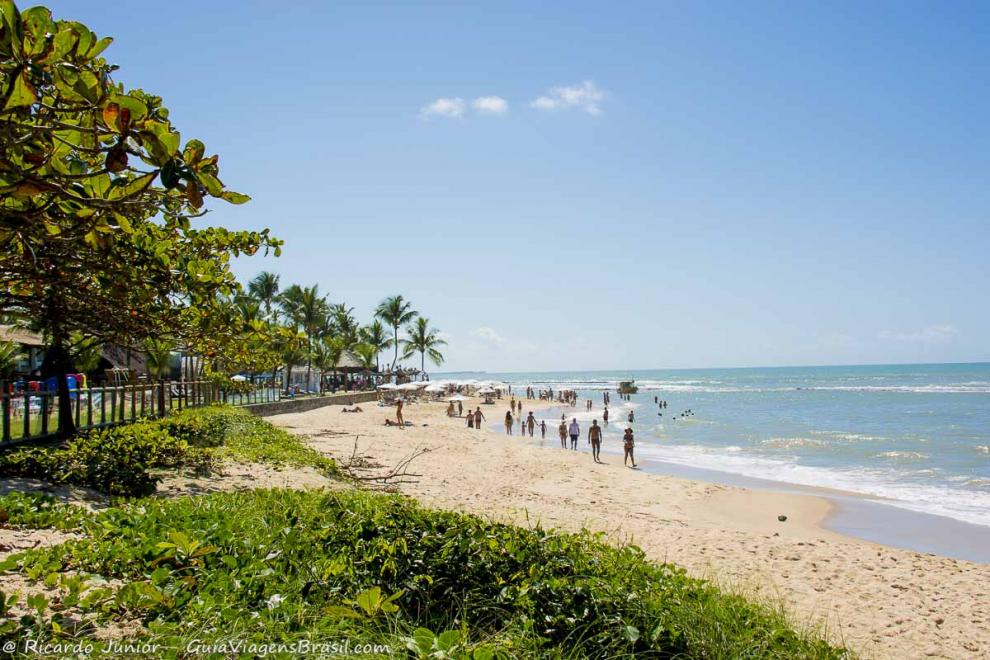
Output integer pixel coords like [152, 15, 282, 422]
[556, 416, 637, 467]
[504, 408, 545, 437]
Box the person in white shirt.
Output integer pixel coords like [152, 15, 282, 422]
[568, 418, 580, 450]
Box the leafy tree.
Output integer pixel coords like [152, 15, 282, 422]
[358, 320, 391, 370]
[374, 295, 417, 371]
[402, 317, 446, 374]
[327, 303, 359, 346]
[0, 2, 280, 434]
[247, 271, 280, 323]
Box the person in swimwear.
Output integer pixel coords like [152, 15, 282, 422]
[568, 418, 580, 450]
[505, 410, 513, 435]
[558, 420, 567, 448]
[474, 407, 484, 430]
[588, 419, 603, 463]
[526, 411, 536, 437]
[623, 427, 637, 467]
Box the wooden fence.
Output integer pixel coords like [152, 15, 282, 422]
[0, 380, 282, 446]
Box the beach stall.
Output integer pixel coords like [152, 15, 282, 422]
[476, 387, 496, 405]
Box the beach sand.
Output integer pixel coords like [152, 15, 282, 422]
[271, 396, 990, 660]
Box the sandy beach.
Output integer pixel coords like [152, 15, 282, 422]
[270, 396, 990, 660]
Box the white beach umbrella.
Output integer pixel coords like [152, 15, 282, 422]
[377, 383, 398, 390]
[476, 387, 496, 395]
[230, 375, 248, 382]
[398, 383, 422, 391]
[447, 394, 470, 402]
[424, 383, 445, 393]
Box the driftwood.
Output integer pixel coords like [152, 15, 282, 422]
[341, 435, 428, 488]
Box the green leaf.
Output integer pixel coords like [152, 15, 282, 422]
[4, 70, 36, 110]
[196, 171, 223, 197]
[220, 190, 250, 204]
[107, 94, 148, 124]
[107, 172, 156, 200]
[87, 36, 112, 59]
[182, 139, 205, 165]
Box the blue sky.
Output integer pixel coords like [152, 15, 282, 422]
[47, 1, 989, 371]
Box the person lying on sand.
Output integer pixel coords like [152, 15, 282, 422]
[341, 406, 363, 413]
[385, 419, 401, 427]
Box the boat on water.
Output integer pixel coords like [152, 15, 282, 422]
[617, 380, 638, 395]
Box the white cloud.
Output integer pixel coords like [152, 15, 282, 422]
[877, 325, 959, 344]
[419, 97, 466, 119]
[472, 96, 508, 115]
[471, 327, 504, 345]
[530, 80, 605, 115]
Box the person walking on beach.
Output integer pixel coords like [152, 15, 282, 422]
[540, 420, 547, 439]
[623, 427, 637, 467]
[603, 407, 609, 425]
[504, 410, 513, 435]
[526, 411, 536, 437]
[558, 420, 567, 448]
[588, 420, 603, 463]
[510, 396, 516, 414]
[467, 412, 474, 428]
[474, 407, 484, 430]
[568, 418, 580, 450]
[396, 399, 405, 429]
[627, 410, 635, 424]
[457, 400, 463, 416]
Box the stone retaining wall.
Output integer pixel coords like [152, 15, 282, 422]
[243, 391, 378, 417]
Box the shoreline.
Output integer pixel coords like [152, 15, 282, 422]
[527, 403, 990, 561]
[271, 396, 990, 659]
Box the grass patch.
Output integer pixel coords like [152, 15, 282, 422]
[0, 489, 847, 658]
[0, 406, 336, 498]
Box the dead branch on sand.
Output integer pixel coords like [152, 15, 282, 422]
[341, 435, 428, 488]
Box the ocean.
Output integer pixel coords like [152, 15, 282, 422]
[441, 363, 990, 530]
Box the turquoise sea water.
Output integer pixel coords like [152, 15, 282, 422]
[440, 363, 990, 528]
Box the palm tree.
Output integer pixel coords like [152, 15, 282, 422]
[375, 295, 418, 371]
[401, 317, 447, 375]
[280, 341, 309, 393]
[144, 338, 175, 379]
[312, 336, 347, 392]
[359, 320, 391, 371]
[0, 341, 24, 377]
[248, 271, 281, 322]
[327, 303, 360, 346]
[353, 343, 378, 371]
[279, 284, 329, 392]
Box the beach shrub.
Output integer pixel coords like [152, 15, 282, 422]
[0, 421, 214, 497]
[0, 407, 336, 497]
[0, 489, 846, 658]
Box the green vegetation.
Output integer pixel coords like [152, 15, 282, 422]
[0, 0, 280, 435]
[0, 406, 335, 497]
[0, 488, 845, 658]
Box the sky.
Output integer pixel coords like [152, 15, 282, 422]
[45, 0, 990, 372]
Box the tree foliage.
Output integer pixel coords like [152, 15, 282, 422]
[0, 1, 279, 433]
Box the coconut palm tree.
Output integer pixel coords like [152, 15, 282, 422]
[353, 343, 378, 371]
[327, 303, 360, 346]
[401, 317, 446, 375]
[0, 341, 24, 377]
[144, 338, 175, 379]
[359, 320, 391, 371]
[375, 295, 418, 371]
[248, 271, 281, 322]
[279, 284, 329, 392]
[313, 336, 348, 392]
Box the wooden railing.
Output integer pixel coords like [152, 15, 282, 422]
[0, 380, 282, 446]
